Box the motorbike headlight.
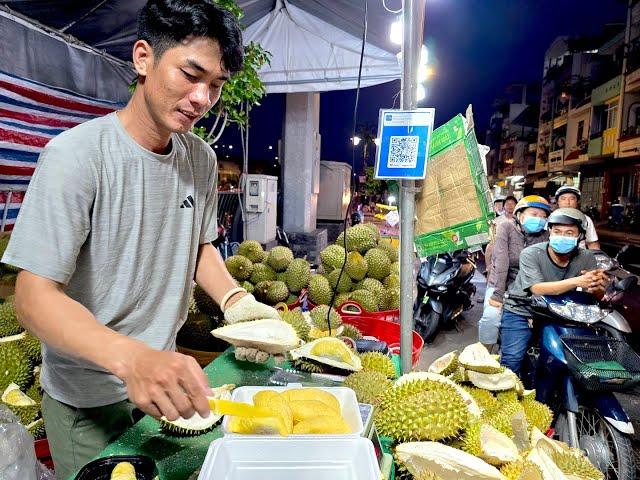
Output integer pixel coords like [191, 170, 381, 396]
[548, 301, 606, 324]
[594, 254, 614, 271]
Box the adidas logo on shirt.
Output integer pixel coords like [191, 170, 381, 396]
[180, 195, 195, 208]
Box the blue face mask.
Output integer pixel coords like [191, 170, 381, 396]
[549, 235, 578, 254]
[522, 217, 547, 234]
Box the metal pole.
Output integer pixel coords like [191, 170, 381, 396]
[399, 0, 426, 373]
[614, 0, 633, 159]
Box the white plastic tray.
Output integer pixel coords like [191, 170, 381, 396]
[221, 386, 363, 438]
[197, 437, 380, 480]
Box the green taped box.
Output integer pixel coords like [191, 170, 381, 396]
[414, 106, 494, 258]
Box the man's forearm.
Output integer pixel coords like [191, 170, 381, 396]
[14, 271, 146, 379]
[194, 243, 240, 306]
[530, 277, 577, 296]
[587, 241, 601, 250]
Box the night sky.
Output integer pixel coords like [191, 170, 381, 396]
[216, 0, 627, 174]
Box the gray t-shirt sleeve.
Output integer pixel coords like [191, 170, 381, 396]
[1, 141, 95, 284]
[517, 246, 546, 293]
[199, 146, 219, 245]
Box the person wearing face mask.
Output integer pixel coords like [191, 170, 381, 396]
[500, 208, 608, 375]
[555, 185, 600, 249]
[478, 196, 551, 351]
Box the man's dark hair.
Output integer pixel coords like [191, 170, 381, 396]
[137, 0, 244, 73]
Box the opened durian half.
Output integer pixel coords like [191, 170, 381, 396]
[289, 337, 362, 372]
[211, 319, 300, 354]
[1, 382, 39, 425]
[160, 384, 235, 436]
[459, 343, 503, 374]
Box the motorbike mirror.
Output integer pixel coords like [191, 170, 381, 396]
[614, 276, 638, 292]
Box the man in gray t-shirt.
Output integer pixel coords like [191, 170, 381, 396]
[2, 1, 280, 477]
[500, 208, 607, 375]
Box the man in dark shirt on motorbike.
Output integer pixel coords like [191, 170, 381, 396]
[500, 208, 608, 375]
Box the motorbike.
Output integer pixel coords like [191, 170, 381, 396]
[412, 250, 476, 343]
[511, 275, 639, 479]
[607, 203, 626, 231]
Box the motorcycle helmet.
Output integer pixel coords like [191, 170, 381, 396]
[493, 195, 506, 204]
[514, 195, 551, 216]
[547, 207, 587, 233]
[555, 185, 581, 201]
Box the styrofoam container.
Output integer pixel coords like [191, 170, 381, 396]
[222, 386, 363, 437]
[197, 437, 380, 480]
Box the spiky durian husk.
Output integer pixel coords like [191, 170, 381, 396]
[339, 323, 363, 340]
[462, 386, 500, 417]
[159, 414, 220, 436]
[500, 459, 525, 480]
[360, 352, 396, 379]
[551, 449, 603, 480]
[291, 358, 327, 374]
[0, 301, 22, 337]
[343, 370, 392, 406]
[279, 308, 311, 341]
[375, 388, 469, 442]
[309, 305, 342, 330]
[487, 401, 524, 437]
[448, 366, 467, 384]
[495, 390, 519, 404]
[193, 285, 218, 316]
[188, 294, 199, 315]
[9, 403, 38, 425]
[461, 421, 482, 457]
[26, 381, 42, 403]
[27, 418, 46, 439]
[378, 379, 453, 410]
[521, 398, 553, 433]
[0, 342, 32, 391]
[19, 332, 41, 364]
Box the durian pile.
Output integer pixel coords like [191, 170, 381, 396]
[176, 285, 230, 352]
[0, 234, 19, 283]
[0, 296, 46, 440]
[223, 241, 310, 306]
[310, 223, 400, 312]
[225, 387, 352, 436]
[365, 343, 605, 480]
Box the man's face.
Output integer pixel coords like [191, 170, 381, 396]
[550, 224, 580, 238]
[504, 199, 517, 216]
[494, 201, 504, 214]
[557, 193, 579, 209]
[135, 37, 230, 135]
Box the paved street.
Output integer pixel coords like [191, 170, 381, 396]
[414, 270, 640, 472]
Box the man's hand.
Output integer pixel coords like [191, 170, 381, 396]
[224, 293, 281, 324]
[114, 346, 211, 421]
[488, 298, 503, 309]
[573, 269, 607, 291]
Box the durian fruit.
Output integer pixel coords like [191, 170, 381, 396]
[394, 372, 482, 419]
[327, 269, 353, 293]
[26, 379, 42, 403]
[253, 280, 272, 303]
[496, 390, 519, 404]
[320, 245, 347, 272]
[27, 418, 46, 440]
[292, 415, 351, 434]
[461, 386, 500, 417]
[0, 301, 22, 337]
[0, 342, 31, 391]
[307, 274, 332, 306]
[333, 293, 351, 307]
[391, 261, 400, 275]
[18, 332, 41, 364]
[193, 285, 218, 316]
[428, 351, 459, 376]
[188, 294, 199, 314]
[266, 246, 294, 272]
[289, 337, 362, 372]
[177, 312, 227, 351]
[284, 258, 311, 293]
[549, 449, 603, 480]
[360, 352, 396, 379]
[384, 273, 401, 289]
[224, 255, 253, 281]
[488, 401, 525, 438]
[526, 447, 571, 480]
[458, 343, 503, 374]
[340, 323, 363, 340]
[387, 289, 401, 310]
[467, 369, 517, 391]
[291, 358, 327, 373]
[211, 319, 300, 354]
[361, 223, 381, 242]
[336, 224, 377, 253]
[343, 370, 392, 405]
[276, 272, 287, 282]
[395, 441, 506, 480]
[238, 240, 266, 263]
[521, 398, 553, 434]
[160, 384, 234, 436]
[375, 388, 469, 442]
[286, 294, 298, 305]
[364, 248, 392, 280]
[356, 277, 385, 298]
[378, 239, 399, 262]
[250, 263, 277, 284]
[462, 422, 519, 466]
[501, 459, 542, 480]
[266, 281, 289, 304]
[241, 281, 255, 294]
[279, 308, 311, 342]
[309, 305, 342, 330]
[349, 289, 379, 312]
[345, 251, 368, 281]
[1, 382, 39, 425]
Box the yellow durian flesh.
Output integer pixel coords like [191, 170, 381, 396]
[289, 337, 362, 371]
[110, 462, 136, 480]
[253, 390, 293, 434]
[280, 388, 341, 413]
[289, 400, 338, 423]
[228, 415, 289, 436]
[292, 415, 351, 434]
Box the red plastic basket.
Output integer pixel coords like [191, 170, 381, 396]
[35, 438, 54, 471]
[338, 302, 423, 367]
[337, 301, 400, 323]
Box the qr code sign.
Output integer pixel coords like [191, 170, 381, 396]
[388, 135, 419, 168]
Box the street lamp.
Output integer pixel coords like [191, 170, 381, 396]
[351, 136, 362, 146]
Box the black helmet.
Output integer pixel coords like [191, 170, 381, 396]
[547, 207, 586, 233]
[504, 194, 517, 204]
[555, 185, 581, 201]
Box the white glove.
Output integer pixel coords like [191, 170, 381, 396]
[223, 293, 281, 324]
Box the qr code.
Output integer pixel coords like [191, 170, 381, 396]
[388, 135, 419, 168]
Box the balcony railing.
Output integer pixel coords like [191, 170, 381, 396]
[620, 125, 640, 141]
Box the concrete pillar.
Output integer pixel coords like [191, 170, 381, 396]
[282, 92, 320, 233]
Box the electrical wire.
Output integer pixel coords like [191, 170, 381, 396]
[382, 0, 402, 14]
[326, 0, 368, 334]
